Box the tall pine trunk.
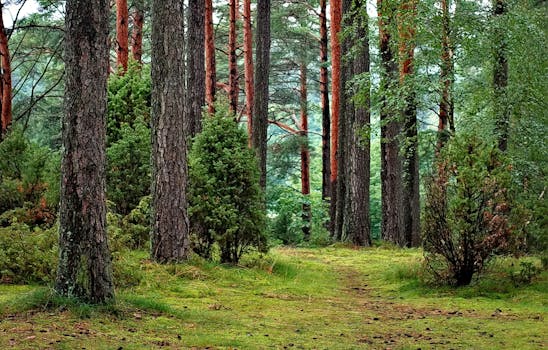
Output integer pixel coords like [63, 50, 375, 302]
[228, 0, 239, 113]
[329, 0, 342, 237]
[347, 0, 371, 246]
[493, 0, 509, 152]
[0, 4, 12, 139]
[399, 0, 420, 247]
[131, 0, 144, 64]
[438, 0, 454, 150]
[252, 0, 271, 189]
[186, 0, 206, 137]
[55, 0, 114, 303]
[334, 0, 351, 241]
[151, 0, 190, 263]
[205, 0, 217, 114]
[116, 0, 129, 73]
[378, 0, 404, 245]
[243, 0, 254, 145]
[299, 63, 311, 241]
[319, 0, 331, 201]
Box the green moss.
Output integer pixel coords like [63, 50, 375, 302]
[0, 247, 546, 349]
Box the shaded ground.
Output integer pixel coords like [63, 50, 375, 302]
[0, 247, 546, 349]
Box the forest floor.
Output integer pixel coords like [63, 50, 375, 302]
[0, 247, 546, 349]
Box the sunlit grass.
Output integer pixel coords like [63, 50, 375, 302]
[0, 247, 546, 349]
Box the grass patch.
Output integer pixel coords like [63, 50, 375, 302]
[1, 247, 546, 349]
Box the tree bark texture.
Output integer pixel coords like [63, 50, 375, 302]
[205, 0, 216, 114]
[116, 0, 129, 73]
[0, 4, 12, 139]
[151, 0, 190, 263]
[399, 0, 420, 247]
[252, 0, 271, 189]
[228, 0, 239, 113]
[438, 0, 454, 151]
[378, 0, 404, 245]
[493, 0, 509, 152]
[55, 0, 114, 303]
[329, 0, 342, 234]
[299, 63, 311, 241]
[346, 0, 371, 246]
[131, 0, 144, 64]
[243, 0, 254, 145]
[320, 0, 331, 201]
[186, 0, 206, 137]
[333, 0, 351, 241]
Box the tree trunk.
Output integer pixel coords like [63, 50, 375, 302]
[116, 0, 129, 73]
[205, 0, 216, 114]
[493, 0, 509, 152]
[228, 0, 239, 113]
[334, 0, 351, 241]
[329, 0, 342, 237]
[243, 0, 254, 145]
[151, 0, 190, 263]
[0, 4, 12, 139]
[131, 0, 144, 64]
[55, 0, 114, 303]
[319, 0, 330, 201]
[399, 0, 420, 247]
[378, 0, 404, 245]
[347, 0, 371, 246]
[438, 0, 454, 151]
[299, 63, 311, 241]
[252, 0, 271, 189]
[186, 0, 206, 137]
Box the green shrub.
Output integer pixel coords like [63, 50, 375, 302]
[106, 119, 151, 215]
[0, 130, 60, 223]
[0, 179, 24, 214]
[106, 62, 151, 215]
[188, 103, 267, 263]
[422, 134, 524, 286]
[0, 224, 58, 284]
[107, 61, 151, 145]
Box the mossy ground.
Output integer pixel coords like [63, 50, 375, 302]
[0, 247, 546, 349]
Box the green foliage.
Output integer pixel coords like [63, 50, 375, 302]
[188, 104, 267, 263]
[106, 119, 151, 215]
[106, 62, 151, 215]
[509, 260, 542, 287]
[107, 62, 151, 145]
[422, 133, 524, 286]
[0, 224, 58, 284]
[267, 186, 330, 247]
[0, 130, 60, 225]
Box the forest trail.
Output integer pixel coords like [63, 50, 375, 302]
[0, 247, 546, 349]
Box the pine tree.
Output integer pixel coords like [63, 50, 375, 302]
[150, 0, 190, 262]
[55, 0, 114, 303]
[0, 3, 12, 139]
[252, 0, 271, 189]
[116, 0, 129, 73]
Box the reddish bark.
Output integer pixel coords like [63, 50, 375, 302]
[243, 0, 254, 146]
[300, 63, 311, 241]
[0, 4, 12, 138]
[131, 0, 144, 64]
[329, 0, 342, 234]
[116, 0, 129, 73]
[320, 0, 330, 201]
[228, 0, 239, 113]
[205, 0, 216, 114]
[329, 0, 341, 187]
